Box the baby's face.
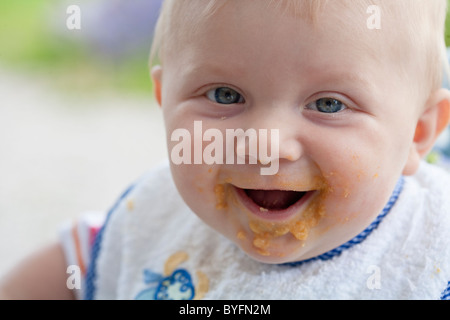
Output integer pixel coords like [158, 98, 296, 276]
[158, 1, 421, 263]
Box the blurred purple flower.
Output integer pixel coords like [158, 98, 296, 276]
[81, 0, 163, 61]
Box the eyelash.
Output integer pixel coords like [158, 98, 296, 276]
[202, 86, 352, 115]
[304, 97, 348, 114]
[206, 87, 245, 105]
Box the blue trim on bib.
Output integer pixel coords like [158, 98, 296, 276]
[283, 177, 405, 267]
[84, 182, 136, 300]
[441, 281, 450, 300]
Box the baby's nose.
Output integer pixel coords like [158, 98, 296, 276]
[277, 137, 303, 162]
[245, 109, 304, 163]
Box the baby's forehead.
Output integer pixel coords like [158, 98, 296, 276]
[157, 0, 445, 100]
[165, 0, 418, 55]
[168, 0, 413, 26]
[166, 1, 409, 65]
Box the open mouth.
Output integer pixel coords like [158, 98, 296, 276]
[244, 189, 307, 211]
[234, 187, 315, 220]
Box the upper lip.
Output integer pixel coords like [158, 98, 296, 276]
[217, 169, 327, 194]
[226, 180, 319, 193]
[237, 186, 314, 192]
[231, 185, 317, 220]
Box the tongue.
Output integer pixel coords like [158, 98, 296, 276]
[245, 189, 306, 211]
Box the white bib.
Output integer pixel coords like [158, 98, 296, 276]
[82, 161, 450, 300]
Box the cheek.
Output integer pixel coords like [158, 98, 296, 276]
[313, 121, 406, 192]
[171, 164, 216, 206]
[169, 161, 238, 236]
[319, 147, 399, 227]
[163, 113, 234, 225]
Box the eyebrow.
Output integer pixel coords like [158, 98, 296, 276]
[186, 58, 374, 81]
[320, 72, 375, 92]
[312, 71, 378, 103]
[182, 57, 379, 103]
[181, 61, 247, 80]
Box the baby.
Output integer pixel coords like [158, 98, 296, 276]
[1, 0, 450, 300]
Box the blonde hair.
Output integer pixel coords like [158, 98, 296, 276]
[150, 0, 449, 94]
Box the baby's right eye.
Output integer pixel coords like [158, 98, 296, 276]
[305, 98, 347, 114]
[206, 87, 245, 105]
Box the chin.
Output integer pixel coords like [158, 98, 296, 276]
[231, 231, 315, 265]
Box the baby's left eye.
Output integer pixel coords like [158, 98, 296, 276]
[206, 87, 245, 105]
[305, 98, 347, 113]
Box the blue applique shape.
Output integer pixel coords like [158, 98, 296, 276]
[143, 269, 163, 284]
[135, 284, 158, 300]
[135, 268, 195, 300]
[155, 269, 195, 300]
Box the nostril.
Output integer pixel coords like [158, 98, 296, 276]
[278, 139, 303, 162]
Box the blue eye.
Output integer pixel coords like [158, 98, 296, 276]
[206, 87, 244, 105]
[306, 98, 346, 113]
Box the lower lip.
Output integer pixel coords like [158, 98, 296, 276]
[233, 187, 316, 221]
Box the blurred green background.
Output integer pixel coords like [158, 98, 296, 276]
[0, 1, 169, 277]
[0, 0, 449, 96]
[0, 0, 162, 95]
[447, 0, 450, 46]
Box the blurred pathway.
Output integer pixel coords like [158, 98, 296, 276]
[0, 69, 167, 276]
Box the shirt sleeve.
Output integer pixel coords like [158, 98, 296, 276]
[59, 212, 105, 299]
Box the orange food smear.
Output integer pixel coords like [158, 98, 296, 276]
[214, 184, 228, 210]
[214, 173, 335, 257]
[126, 198, 134, 211]
[248, 185, 329, 256]
[237, 231, 247, 240]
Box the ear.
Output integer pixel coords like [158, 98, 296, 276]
[403, 88, 450, 175]
[151, 65, 163, 107]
